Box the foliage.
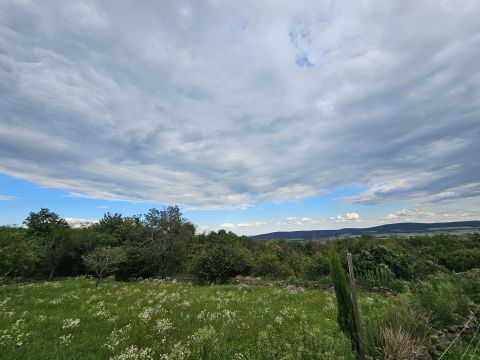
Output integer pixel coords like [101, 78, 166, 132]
[188, 234, 252, 283]
[0, 227, 41, 279]
[354, 245, 411, 280]
[456, 268, 480, 302]
[24, 209, 72, 280]
[253, 253, 293, 279]
[409, 259, 446, 280]
[23, 208, 69, 237]
[2, 207, 480, 292]
[301, 251, 330, 280]
[440, 248, 480, 272]
[82, 246, 127, 287]
[328, 245, 359, 353]
[412, 273, 472, 327]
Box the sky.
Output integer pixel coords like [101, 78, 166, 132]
[1, 0, 480, 235]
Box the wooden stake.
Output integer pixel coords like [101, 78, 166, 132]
[347, 252, 364, 359]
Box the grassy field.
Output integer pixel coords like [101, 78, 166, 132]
[0, 277, 391, 360]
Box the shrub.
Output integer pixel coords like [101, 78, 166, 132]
[410, 260, 446, 280]
[456, 268, 480, 302]
[253, 253, 293, 279]
[328, 245, 359, 354]
[440, 248, 480, 272]
[188, 244, 251, 283]
[382, 294, 433, 339]
[354, 245, 411, 280]
[302, 252, 330, 280]
[357, 265, 395, 286]
[412, 273, 472, 327]
[115, 244, 155, 281]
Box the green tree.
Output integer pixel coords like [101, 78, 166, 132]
[24, 208, 71, 280]
[94, 212, 142, 243]
[142, 206, 195, 277]
[0, 227, 42, 279]
[24, 208, 69, 237]
[83, 246, 126, 287]
[328, 245, 359, 353]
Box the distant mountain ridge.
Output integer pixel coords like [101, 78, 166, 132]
[250, 221, 480, 240]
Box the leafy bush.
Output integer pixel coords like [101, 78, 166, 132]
[253, 253, 293, 279]
[357, 265, 395, 286]
[188, 244, 252, 283]
[354, 245, 411, 280]
[412, 273, 472, 327]
[302, 252, 330, 280]
[410, 260, 446, 280]
[453, 269, 480, 303]
[440, 248, 480, 272]
[115, 244, 156, 281]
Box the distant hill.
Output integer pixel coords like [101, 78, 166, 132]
[250, 221, 480, 240]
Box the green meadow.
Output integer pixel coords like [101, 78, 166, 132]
[0, 277, 390, 360]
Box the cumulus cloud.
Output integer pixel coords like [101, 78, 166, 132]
[219, 221, 267, 229]
[332, 212, 362, 222]
[0, 1, 479, 210]
[64, 217, 98, 228]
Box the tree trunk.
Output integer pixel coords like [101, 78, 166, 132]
[0, 270, 12, 283]
[96, 277, 100, 288]
[48, 265, 56, 281]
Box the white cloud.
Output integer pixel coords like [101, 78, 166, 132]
[219, 223, 236, 229]
[332, 212, 362, 222]
[219, 221, 267, 229]
[385, 213, 398, 220]
[382, 206, 480, 223]
[282, 217, 324, 225]
[64, 217, 98, 228]
[0, 195, 15, 201]
[0, 1, 479, 210]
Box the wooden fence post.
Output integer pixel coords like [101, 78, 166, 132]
[347, 252, 365, 359]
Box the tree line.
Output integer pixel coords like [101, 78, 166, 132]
[1, 207, 480, 286]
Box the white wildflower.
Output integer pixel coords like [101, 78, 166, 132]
[110, 345, 154, 360]
[59, 334, 73, 345]
[62, 318, 80, 329]
[155, 319, 174, 333]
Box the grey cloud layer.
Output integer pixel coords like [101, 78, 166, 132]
[1, 0, 479, 208]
